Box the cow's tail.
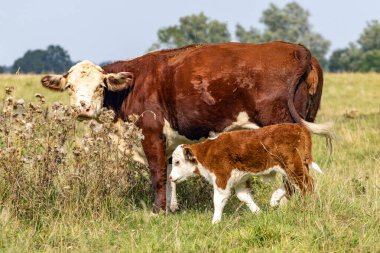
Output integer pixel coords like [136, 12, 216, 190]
[287, 49, 333, 154]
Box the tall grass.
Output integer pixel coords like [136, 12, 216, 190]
[0, 73, 379, 252]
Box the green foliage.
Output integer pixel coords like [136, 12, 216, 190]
[0, 66, 5, 73]
[329, 20, 380, 72]
[358, 20, 380, 52]
[329, 43, 363, 72]
[12, 45, 73, 74]
[149, 12, 231, 51]
[235, 24, 262, 43]
[358, 50, 380, 72]
[260, 2, 311, 42]
[235, 2, 331, 66]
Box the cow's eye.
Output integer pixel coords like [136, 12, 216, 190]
[96, 85, 104, 92]
[64, 83, 72, 90]
[174, 161, 180, 166]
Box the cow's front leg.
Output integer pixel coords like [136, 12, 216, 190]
[166, 164, 179, 213]
[141, 132, 167, 213]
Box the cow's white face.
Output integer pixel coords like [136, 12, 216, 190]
[41, 60, 133, 119]
[170, 145, 199, 183]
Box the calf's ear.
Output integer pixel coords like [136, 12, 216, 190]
[105, 72, 134, 91]
[41, 75, 68, 91]
[183, 147, 196, 163]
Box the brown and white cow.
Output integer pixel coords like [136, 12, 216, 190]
[41, 42, 331, 212]
[170, 123, 322, 224]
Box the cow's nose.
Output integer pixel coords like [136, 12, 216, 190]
[169, 176, 173, 181]
[79, 100, 91, 111]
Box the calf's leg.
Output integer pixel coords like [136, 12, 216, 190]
[166, 164, 179, 213]
[270, 184, 287, 207]
[212, 186, 231, 224]
[287, 166, 314, 195]
[234, 182, 260, 213]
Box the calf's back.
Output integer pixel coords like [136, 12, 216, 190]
[185, 123, 312, 189]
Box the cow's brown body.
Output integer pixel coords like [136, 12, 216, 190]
[99, 42, 323, 211]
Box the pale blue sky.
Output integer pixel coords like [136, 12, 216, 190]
[1, 0, 379, 65]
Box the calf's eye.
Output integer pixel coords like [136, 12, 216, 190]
[174, 161, 180, 166]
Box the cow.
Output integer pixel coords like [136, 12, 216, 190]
[40, 41, 331, 213]
[169, 123, 323, 224]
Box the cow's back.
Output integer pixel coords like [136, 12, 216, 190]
[162, 42, 311, 139]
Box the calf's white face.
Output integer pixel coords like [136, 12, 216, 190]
[41, 60, 133, 119]
[170, 145, 199, 183]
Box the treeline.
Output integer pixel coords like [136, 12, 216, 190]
[0, 45, 73, 74]
[1, 2, 379, 74]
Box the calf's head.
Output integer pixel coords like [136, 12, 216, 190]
[41, 60, 133, 119]
[170, 145, 199, 183]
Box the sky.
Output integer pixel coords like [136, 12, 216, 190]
[1, 0, 379, 66]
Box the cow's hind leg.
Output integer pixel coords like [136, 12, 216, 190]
[234, 181, 260, 213]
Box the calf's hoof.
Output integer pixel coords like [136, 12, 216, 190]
[212, 218, 221, 224]
[170, 202, 179, 213]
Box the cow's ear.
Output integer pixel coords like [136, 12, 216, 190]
[183, 146, 196, 163]
[41, 74, 68, 91]
[105, 72, 134, 91]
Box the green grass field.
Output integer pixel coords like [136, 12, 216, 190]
[0, 73, 379, 252]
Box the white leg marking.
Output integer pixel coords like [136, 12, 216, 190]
[166, 164, 179, 213]
[279, 196, 289, 206]
[270, 185, 287, 207]
[169, 181, 178, 212]
[235, 182, 260, 213]
[212, 186, 230, 224]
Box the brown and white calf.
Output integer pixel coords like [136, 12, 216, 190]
[170, 123, 322, 224]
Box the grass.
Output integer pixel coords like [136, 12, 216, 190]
[0, 73, 379, 252]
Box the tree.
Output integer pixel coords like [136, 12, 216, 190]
[235, 24, 262, 43]
[329, 43, 362, 72]
[12, 45, 73, 74]
[358, 20, 380, 52]
[0, 65, 5, 73]
[329, 20, 380, 72]
[235, 2, 331, 66]
[149, 13, 231, 51]
[359, 50, 380, 72]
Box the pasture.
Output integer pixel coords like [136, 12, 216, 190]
[0, 73, 379, 252]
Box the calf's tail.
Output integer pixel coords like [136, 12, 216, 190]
[310, 162, 323, 174]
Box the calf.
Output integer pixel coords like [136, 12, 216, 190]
[169, 123, 322, 224]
